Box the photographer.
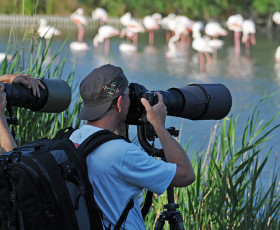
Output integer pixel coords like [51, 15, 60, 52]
[70, 64, 195, 229]
[0, 74, 45, 153]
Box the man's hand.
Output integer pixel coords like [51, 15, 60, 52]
[0, 74, 46, 97]
[141, 92, 167, 130]
[11, 74, 46, 97]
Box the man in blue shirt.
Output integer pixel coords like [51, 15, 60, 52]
[70, 64, 195, 229]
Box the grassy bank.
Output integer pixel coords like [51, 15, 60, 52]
[1, 33, 280, 230]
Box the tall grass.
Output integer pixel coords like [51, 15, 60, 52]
[145, 97, 280, 229]
[1, 28, 84, 144]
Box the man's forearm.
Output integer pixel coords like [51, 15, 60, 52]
[154, 125, 195, 187]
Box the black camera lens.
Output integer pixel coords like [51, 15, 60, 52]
[127, 83, 232, 125]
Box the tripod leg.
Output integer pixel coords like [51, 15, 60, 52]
[154, 212, 166, 230]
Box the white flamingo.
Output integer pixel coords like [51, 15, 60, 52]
[205, 21, 227, 59]
[92, 8, 109, 25]
[174, 15, 193, 43]
[242, 19, 256, 57]
[38, 19, 61, 46]
[165, 31, 181, 58]
[93, 25, 120, 54]
[192, 21, 213, 72]
[120, 12, 145, 46]
[143, 15, 160, 45]
[226, 14, 244, 56]
[272, 12, 280, 25]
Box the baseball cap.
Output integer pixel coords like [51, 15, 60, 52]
[78, 64, 128, 120]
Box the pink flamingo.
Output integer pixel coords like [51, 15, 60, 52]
[192, 22, 213, 72]
[241, 19, 256, 57]
[93, 25, 120, 54]
[226, 14, 243, 57]
[70, 8, 87, 43]
[92, 8, 109, 25]
[143, 15, 160, 45]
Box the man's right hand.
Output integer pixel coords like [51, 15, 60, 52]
[140, 92, 167, 131]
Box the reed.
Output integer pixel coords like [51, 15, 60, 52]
[144, 96, 280, 229]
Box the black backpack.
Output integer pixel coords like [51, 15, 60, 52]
[0, 128, 134, 230]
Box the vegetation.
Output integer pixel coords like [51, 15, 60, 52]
[1, 0, 280, 25]
[1, 32, 280, 229]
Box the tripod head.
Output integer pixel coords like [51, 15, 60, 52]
[137, 123, 179, 159]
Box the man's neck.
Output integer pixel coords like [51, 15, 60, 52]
[87, 118, 116, 133]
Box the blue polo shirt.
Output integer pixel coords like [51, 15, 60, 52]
[70, 125, 176, 229]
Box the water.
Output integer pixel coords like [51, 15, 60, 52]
[0, 26, 280, 187]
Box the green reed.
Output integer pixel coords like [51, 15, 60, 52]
[145, 96, 280, 230]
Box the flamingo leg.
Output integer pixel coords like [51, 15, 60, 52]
[234, 31, 241, 57]
[149, 30, 154, 46]
[199, 52, 205, 72]
[105, 38, 110, 54]
[205, 52, 212, 72]
[77, 24, 84, 43]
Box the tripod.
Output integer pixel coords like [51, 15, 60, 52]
[137, 124, 185, 230]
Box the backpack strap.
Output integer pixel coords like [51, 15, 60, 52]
[114, 198, 134, 230]
[54, 127, 77, 140]
[76, 130, 133, 229]
[77, 130, 130, 159]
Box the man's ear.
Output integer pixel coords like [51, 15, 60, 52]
[116, 95, 123, 112]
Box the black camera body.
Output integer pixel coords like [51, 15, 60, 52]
[127, 83, 232, 125]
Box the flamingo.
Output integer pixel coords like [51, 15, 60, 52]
[120, 12, 145, 46]
[70, 8, 87, 43]
[241, 19, 256, 57]
[273, 12, 280, 25]
[226, 14, 244, 57]
[38, 19, 61, 46]
[92, 8, 109, 25]
[165, 31, 181, 58]
[143, 15, 160, 46]
[192, 21, 213, 72]
[160, 13, 176, 43]
[205, 21, 227, 59]
[93, 25, 120, 54]
[276, 46, 280, 64]
[174, 15, 193, 43]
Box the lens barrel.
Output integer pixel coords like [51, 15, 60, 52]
[3, 79, 71, 113]
[127, 83, 232, 125]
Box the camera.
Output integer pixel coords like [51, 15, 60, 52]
[126, 83, 232, 125]
[3, 79, 71, 113]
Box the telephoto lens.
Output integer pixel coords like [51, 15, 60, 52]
[3, 79, 71, 113]
[127, 83, 232, 125]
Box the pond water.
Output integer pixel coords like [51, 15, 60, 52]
[0, 25, 280, 188]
